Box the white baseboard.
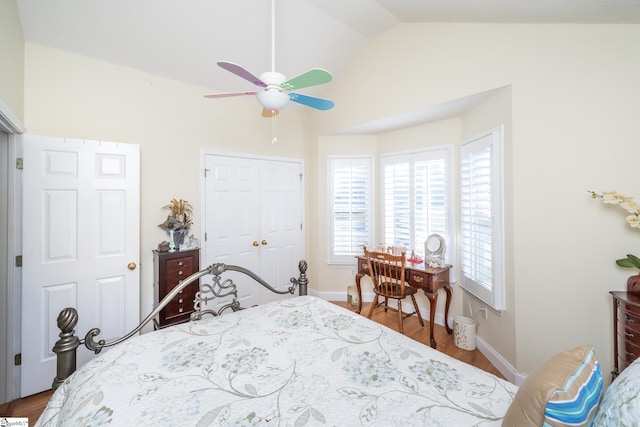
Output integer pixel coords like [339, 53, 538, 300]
[314, 290, 522, 385]
[475, 336, 521, 385]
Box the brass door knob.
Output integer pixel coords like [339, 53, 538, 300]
[127, 262, 137, 270]
[261, 240, 268, 245]
[253, 241, 259, 247]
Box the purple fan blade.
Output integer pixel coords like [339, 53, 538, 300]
[289, 93, 334, 110]
[204, 91, 257, 99]
[217, 61, 267, 88]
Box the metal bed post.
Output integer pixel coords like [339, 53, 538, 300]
[52, 307, 81, 390]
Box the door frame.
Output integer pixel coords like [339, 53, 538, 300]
[199, 149, 305, 274]
[0, 100, 24, 403]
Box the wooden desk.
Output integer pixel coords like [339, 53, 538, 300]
[355, 256, 452, 348]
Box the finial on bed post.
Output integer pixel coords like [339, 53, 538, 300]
[296, 259, 308, 296]
[52, 307, 81, 390]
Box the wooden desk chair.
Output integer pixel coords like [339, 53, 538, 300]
[364, 247, 424, 334]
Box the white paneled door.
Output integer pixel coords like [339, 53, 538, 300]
[203, 154, 303, 308]
[21, 136, 140, 396]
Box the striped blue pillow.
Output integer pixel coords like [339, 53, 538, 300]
[503, 345, 604, 427]
[543, 346, 603, 426]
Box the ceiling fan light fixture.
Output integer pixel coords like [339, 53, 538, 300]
[257, 89, 290, 112]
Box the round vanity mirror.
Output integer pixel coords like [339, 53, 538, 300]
[424, 234, 445, 267]
[425, 234, 445, 256]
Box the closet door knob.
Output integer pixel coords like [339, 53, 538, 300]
[261, 240, 268, 245]
[253, 241, 259, 247]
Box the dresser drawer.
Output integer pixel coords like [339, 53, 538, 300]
[618, 298, 640, 316]
[618, 307, 640, 335]
[166, 258, 195, 284]
[165, 290, 194, 319]
[619, 326, 640, 347]
[617, 336, 640, 365]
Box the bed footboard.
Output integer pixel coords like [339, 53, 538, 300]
[51, 259, 309, 390]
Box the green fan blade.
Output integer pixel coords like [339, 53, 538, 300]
[281, 69, 332, 91]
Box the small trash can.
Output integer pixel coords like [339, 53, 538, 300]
[347, 285, 359, 308]
[453, 316, 477, 351]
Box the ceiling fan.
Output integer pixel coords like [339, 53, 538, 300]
[204, 0, 335, 117]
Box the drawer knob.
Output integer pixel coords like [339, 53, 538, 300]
[178, 270, 183, 275]
[179, 308, 183, 313]
[178, 261, 184, 266]
[363, 264, 369, 271]
[412, 275, 424, 283]
[178, 298, 183, 303]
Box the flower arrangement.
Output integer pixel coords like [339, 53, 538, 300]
[159, 198, 193, 233]
[589, 190, 640, 271]
[589, 191, 640, 228]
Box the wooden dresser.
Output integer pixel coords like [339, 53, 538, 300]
[153, 248, 200, 328]
[610, 291, 640, 378]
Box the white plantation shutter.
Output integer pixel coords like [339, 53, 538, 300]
[460, 127, 504, 310]
[329, 156, 373, 264]
[381, 148, 451, 259]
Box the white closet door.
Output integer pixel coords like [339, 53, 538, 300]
[21, 135, 140, 396]
[203, 153, 303, 307]
[258, 159, 303, 304]
[203, 154, 261, 308]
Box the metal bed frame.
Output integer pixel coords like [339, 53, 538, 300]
[51, 259, 309, 390]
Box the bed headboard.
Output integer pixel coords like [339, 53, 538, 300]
[51, 259, 309, 390]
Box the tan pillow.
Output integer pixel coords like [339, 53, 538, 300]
[502, 344, 603, 427]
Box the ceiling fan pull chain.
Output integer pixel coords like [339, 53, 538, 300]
[272, 111, 278, 144]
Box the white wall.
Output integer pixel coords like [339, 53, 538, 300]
[23, 43, 313, 319]
[0, 0, 24, 123]
[312, 23, 640, 379]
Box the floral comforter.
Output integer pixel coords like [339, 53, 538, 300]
[36, 296, 517, 426]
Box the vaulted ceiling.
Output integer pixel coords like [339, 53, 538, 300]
[17, 0, 640, 98]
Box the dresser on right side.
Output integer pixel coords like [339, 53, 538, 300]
[610, 290, 640, 379]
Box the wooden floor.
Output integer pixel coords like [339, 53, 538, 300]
[1, 300, 504, 424]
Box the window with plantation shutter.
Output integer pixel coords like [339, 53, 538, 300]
[460, 127, 505, 311]
[328, 156, 374, 264]
[381, 147, 452, 261]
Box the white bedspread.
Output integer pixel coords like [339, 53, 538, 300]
[36, 296, 517, 426]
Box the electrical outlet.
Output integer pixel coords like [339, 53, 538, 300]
[476, 306, 488, 320]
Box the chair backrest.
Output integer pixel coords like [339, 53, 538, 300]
[364, 247, 406, 297]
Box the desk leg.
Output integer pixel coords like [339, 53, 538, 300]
[424, 291, 438, 348]
[444, 284, 452, 334]
[355, 273, 364, 314]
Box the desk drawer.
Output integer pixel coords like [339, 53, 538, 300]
[408, 272, 433, 292]
[358, 258, 370, 274]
